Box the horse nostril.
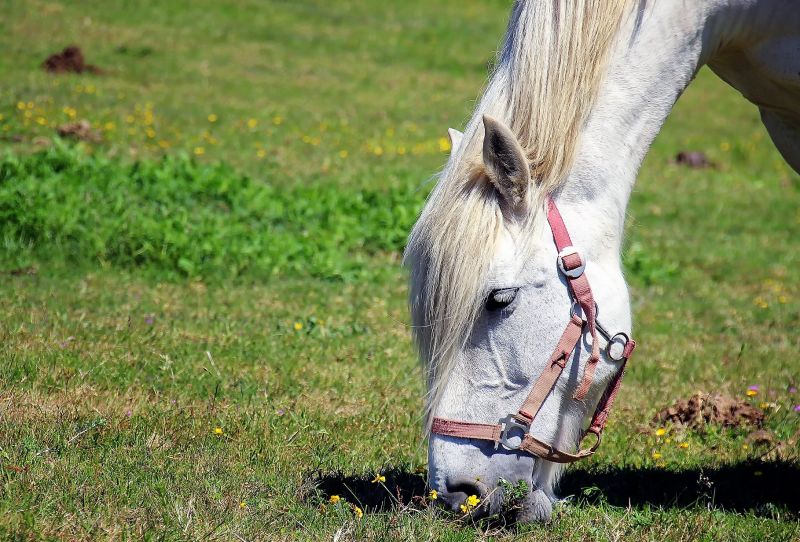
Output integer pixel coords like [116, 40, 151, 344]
[443, 477, 489, 512]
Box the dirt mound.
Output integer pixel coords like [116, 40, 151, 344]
[42, 46, 103, 74]
[675, 150, 712, 169]
[653, 392, 763, 429]
[56, 120, 100, 142]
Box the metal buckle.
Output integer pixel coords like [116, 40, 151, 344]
[498, 414, 530, 451]
[557, 246, 585, 278]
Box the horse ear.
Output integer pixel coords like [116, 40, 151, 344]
[447, 128, 463, 155]
[481, 115, 530, 210]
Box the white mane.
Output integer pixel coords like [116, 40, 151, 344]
[404, 0, 636, 427]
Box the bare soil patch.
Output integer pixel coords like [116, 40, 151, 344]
[42, 46, 103, 74]
[653, 392, 763, 429]
[56, 120, 100, 142]
[675, 150, 712, 168]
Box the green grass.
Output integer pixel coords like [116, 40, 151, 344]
[1, 0, 800, 540]
[0, 0, 507, 187]
[0, 145, 421, 280]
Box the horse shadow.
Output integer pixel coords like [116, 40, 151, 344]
[310, 460, 800, 517]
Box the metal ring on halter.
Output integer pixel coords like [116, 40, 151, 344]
[583, 427, 603, 452]
[605, 332, 631, 362]
[569, 300, 599, 323]
[570, 301, 630, 361]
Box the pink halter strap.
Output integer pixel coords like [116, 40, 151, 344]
[430, 196, 636, 463]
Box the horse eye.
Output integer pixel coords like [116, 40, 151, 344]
[485, 288, 519, 311]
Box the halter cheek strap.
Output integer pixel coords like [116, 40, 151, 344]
[430, 197, 637, 464]
[547, 198, 603, 402]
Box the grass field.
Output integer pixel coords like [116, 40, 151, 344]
[2, 1, 800, 540]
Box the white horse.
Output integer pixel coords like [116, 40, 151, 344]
[405, 0, 799, 522]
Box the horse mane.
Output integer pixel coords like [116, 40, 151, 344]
[404, 0, 636, 428]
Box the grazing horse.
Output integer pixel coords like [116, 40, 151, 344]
[405, 0, 800, 522]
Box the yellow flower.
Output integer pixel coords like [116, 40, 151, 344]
[36, 116, 47, 126]
[247, 118, 258, 129]
[329, 495, 340, 504]
[742, 444, 749, 450]
[213, 427, 223, 435]
[353, 506, 363, 519]
[720, 141, 730, 151]
[746, 389, 758, 397]
[655, 428, 666, 437]
[207, 113, 218, 123]
[125, 114, 135, 124]
[458, 494, 481, 513]
[146, 128, 156, 138]
[429, 490, 438, 500]
[158, 140, 171, 149]
[373, 146, 383, 156]
[397, 146, 406, 155]
[272, 115, 283, 125]
[16, 101, 25, 110]
[679, 442, 689, 449]
[293, 321, 303, 331]
[256, 149, 266, 158]
[104, 121, 116, 131]
[438, 137, 451, 152]
[652, 452, 662, 460]
[194, 146, 205, 156]
[371, 474, 386, 484]
[338, 149, 348, 159]
[239, 501, 247, 509]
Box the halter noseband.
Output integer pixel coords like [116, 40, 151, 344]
[430, 197, 636, 463]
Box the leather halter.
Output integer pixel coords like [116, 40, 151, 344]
[430, 197, 636, 463]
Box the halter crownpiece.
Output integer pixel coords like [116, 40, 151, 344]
[430, 196, 636, 463]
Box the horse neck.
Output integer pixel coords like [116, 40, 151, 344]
[557, 0, 756, 257]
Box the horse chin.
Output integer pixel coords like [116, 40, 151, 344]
[428, 436, 537, 508]
[515, 488, 554, 523]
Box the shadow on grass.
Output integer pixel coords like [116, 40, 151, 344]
[559, 460, 800, 516]
[311, 460, 800, 516]
[311, 466, 428, 509]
